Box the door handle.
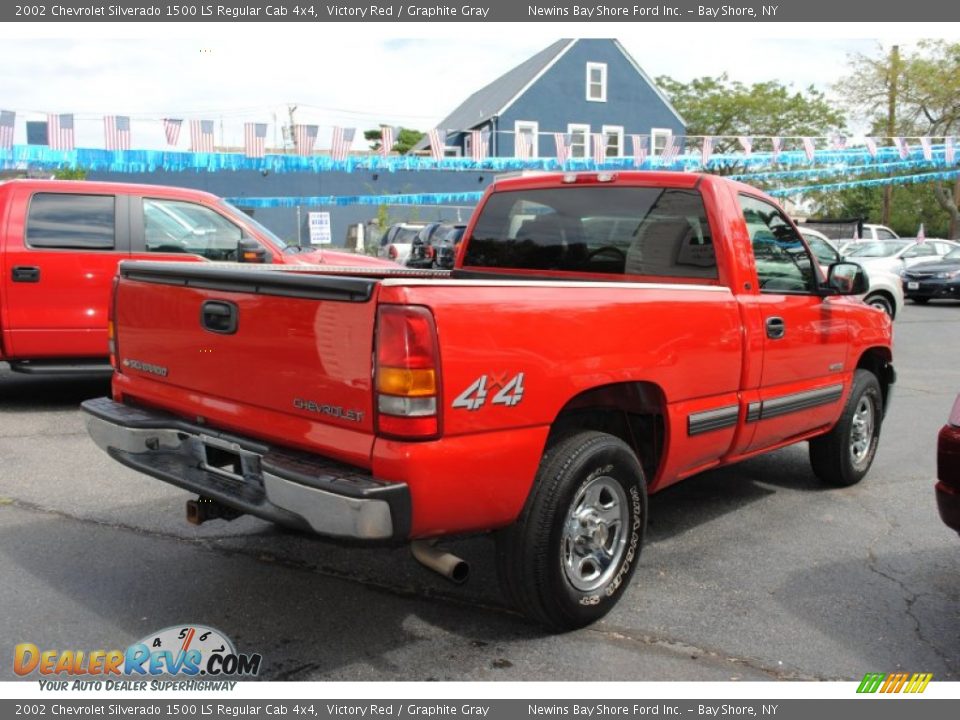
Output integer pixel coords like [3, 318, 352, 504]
[12, 266, 40, 283]
[766, 316, 785, 339]
[200, 300, 238, 335]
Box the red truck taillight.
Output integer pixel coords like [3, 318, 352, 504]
[375, 305, 441, 439]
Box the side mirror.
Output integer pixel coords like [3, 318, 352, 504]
[826, 262, 869, 295]
[238, 238, 268, 264]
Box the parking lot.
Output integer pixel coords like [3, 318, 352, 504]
[1, 300, 958, 683]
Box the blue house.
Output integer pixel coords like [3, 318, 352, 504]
[417, 38, 686, 161]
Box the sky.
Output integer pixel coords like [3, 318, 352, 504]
[0, 23, 954, 150]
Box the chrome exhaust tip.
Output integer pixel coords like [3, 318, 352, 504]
[411, 540, 470, 584]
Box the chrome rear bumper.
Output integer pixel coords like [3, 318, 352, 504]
[81, 397, 410, 542]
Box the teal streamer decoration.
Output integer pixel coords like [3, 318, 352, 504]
[768, 169, 960, 197]
[227, 191, 486, 208]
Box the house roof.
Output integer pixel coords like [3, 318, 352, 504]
[413, 39, 685, 152]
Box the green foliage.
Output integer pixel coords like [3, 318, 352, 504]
[834, 41, 960, 237]
[656, 73, 846, 157]
[52, 168, 87, 180]
[364, 127, 426, 155]
[808, 183, 949, 238]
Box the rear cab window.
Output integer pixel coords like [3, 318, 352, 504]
[462, 185, 718, 282]
[25, 193, 116, 250]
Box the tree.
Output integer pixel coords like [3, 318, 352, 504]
[52, 168, 87, 180]
[837, 41, 960, 237]
[655, 74, 846, 167]
[364, 127, 426, 155]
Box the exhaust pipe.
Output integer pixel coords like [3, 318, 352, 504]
[186, 496, 242, 525]
[411, 540, 469, 584]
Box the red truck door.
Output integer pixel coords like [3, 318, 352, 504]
[737, 194, 850, 452]
[1, 189, 130, 359]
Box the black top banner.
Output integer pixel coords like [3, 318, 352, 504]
[4, 0, 959, 22]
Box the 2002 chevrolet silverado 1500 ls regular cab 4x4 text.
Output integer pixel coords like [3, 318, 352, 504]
[82, 171, 894, 629]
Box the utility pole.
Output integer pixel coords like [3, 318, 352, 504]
[882, 45, 900, 226]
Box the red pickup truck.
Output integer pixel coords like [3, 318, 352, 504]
[0, 179, 389, 375]
[82, 171, 894, 629]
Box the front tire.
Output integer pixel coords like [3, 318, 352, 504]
[864, 293, 895, 319]
[495, 431, 647, 631]
[809, 369, 883, 487]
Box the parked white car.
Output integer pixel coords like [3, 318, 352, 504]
[800, 229, 904, 319]
[376, 222, 427, 265]
[843, 239, 960, 276]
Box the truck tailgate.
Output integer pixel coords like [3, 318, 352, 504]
[112, 262, 381, 463]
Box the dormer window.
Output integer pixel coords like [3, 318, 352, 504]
[586, 62, 607, 102]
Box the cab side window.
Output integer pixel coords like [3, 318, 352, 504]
[26, 193, 115, 250]
[739, 195, 816, 293]
[143, 199, 242, 261]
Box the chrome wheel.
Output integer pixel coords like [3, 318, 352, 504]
[849, 395, 875, 468]
[561, 475, 629, 592]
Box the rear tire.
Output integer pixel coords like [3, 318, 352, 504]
[809, 369, 883, 487]
[495, 431, 646, 631]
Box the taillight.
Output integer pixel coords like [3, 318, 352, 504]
[949, 395, 960, 427]
[425, 246, 436, 260]
[375, 305, 441, 439]
[108, 276, 120, 370]
[388, 245, 398, 260]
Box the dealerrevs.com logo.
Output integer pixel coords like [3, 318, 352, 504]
[14, 625, 262, 689]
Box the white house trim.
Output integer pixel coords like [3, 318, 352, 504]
[612, 39, 686, 127]
[495, 39, 578, 118]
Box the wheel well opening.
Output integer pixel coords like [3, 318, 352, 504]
[863, 290, 896, 318]
[856, 348, 894, 414]
[548, 382, 666, 482]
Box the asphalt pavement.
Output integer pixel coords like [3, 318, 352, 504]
[1, 300, 958, 682]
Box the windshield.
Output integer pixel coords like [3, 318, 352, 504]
[845, 240, 910, 258]
[217, 200, 288, 249]
[946, 248, 960, 260]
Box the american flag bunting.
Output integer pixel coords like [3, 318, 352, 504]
[592, 133, 607, 166]
[104, 115, 131, 151]
[802, 137, 816, 162]
[920, 136, 932, 161]
[469, 129, 488, 162]
[190, 119, 215, 153]
[428, 128, 446, 162]
[243, 122, 267, 158]
[864, 137, 878, 157]
[894, 137, 910, 159]
[917, 223, 926, 243]
[946, 137, 956, 164]
[554, 133, 572, 165]
[659, 135, 679, 165]
[163, 118, 182, 146]
[701, 136, 713, 166]
[0, 110, 14, 149]
[330, 126, 355, 161]
[770, 136, 783, 161]
[737, 136, 752, 156]
[514, 131, 531, 160]
[380, 126, 397, 157]
[831, 134, 847, 151]
[294, 124, 318, 156]
[47, 113, 75, 150]
[630, 135, 649, 167]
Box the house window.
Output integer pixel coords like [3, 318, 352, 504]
[602, 125, 624, 157]
[651, 128, 673, 156]
[567, 124, 590, 158]
[586, 62, 607, 102]
[514, 121, 538, 157]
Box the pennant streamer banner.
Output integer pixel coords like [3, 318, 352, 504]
[226, 191, 486, 208]
[2, 141, 959, 203]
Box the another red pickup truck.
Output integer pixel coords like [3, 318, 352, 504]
[0, 179, 389, 375]
[83, 171, 895, 629]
